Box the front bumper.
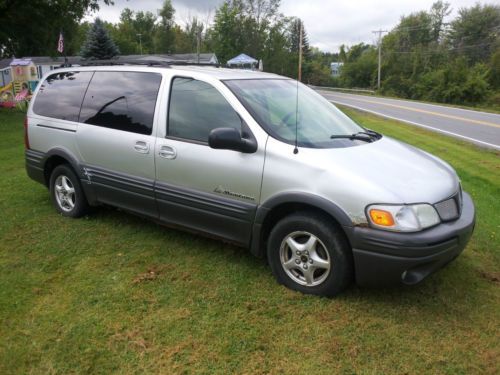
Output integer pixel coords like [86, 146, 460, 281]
[346, 192, 475, 287]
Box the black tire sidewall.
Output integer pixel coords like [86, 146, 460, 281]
[49, 165, 88, 218]
[267, 212, 353, 297]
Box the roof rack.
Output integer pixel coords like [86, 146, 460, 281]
[79, 59, 172, 67]
[78, 59, 220, 68]
[167, 61, 220, 67]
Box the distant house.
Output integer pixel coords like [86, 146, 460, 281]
[330, 62, 343, 77]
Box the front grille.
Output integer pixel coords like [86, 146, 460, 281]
[434, 189, 462, 221]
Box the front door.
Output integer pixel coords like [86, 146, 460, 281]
[155, 76, 265, 245]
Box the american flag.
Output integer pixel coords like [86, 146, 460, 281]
[57, 32, 64, 53]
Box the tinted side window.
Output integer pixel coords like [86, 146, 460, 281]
[33, 71, 93, 121]
[168, 78, 241, 142]
[79, 71, 161, 135]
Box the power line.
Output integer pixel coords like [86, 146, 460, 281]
[386, 41, 497, 55]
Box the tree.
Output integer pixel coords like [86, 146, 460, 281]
[210, 0, 284, 64]
[80, 18, 119, 59]
[211, 1, 242, 64]
[107, 9, 158, 55]
[0, 0, 112, 57]
[448, 4, 500, 64]
[339, 44, 377, 88]
[490, 49, 500, 89]
[155, 0, 176, 53]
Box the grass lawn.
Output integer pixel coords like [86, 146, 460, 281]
[0, 107, 499, 374]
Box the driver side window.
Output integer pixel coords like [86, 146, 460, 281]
[168, 77, 241, 143]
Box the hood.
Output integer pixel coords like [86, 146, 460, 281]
[297, 136, 460, 205]
[269, 136, 459, 204]
[261, 135, 461, 225]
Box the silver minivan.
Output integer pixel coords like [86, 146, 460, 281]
[25, 63, 475, 296]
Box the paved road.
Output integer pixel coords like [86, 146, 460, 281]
[316, 90, 500, 150]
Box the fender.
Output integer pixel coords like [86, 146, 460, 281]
[41, 147, 98, 205]
[249, 192, 354, 257]
[43, 147, 84, 181]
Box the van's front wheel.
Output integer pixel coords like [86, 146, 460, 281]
[267, 212, 353, 297]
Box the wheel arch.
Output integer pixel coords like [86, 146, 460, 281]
[250, 193, 354, 258]
[42, 147, 83, 187]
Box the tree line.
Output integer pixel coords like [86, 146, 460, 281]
[1, 0, 498, 106]
[0, 0, 333, 84]
[337, 2, 500, 106]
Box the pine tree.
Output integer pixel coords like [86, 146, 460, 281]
[80, 18, 119, 59]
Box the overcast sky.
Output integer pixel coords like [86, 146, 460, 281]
[86, 0, 486, 52]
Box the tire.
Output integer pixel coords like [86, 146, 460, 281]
[267, 211, 353, 297]
[49, 164, 89, 218]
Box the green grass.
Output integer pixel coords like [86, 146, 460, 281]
[0, 108, 499, 374]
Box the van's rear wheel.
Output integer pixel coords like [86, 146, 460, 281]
[49, 164, 89, 218]
[267, 212, 353, 297]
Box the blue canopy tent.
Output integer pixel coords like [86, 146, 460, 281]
[226, 53, 258, 69]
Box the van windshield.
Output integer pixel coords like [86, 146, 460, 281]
[225, 79, 368, 148]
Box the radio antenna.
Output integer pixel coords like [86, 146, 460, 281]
[294, 19, 303, 155]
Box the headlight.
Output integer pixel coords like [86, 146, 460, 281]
[367, 204, 440, 232]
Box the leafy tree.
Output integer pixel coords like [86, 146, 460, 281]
[155, 0, 176, 53]
[0, 0, 112, 57]
[261, 19, 291, 75]
[80, 18, 119, 59]
[288, 18, 310, 57]
[339, 45, 347, 63]
[109, 10, 138, 55]
[448, 3, 500, 64]
[489, 49, 500, 89]
[180, 16, 206, 53]
[211, 1, 242, 63]
[339, 44, 377, 87]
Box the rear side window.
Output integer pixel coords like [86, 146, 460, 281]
[33, 71, 93, 122]
[168, 77, 241, 142]
[79, 71, 162, 135]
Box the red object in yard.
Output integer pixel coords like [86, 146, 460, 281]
[0, 101, 16, 108]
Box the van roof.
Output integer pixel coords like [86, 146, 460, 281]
[49, 64, 287, 81]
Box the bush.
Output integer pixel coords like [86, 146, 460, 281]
[393, 59, 491, 104]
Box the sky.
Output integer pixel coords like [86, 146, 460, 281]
[85, 0, 486, 52]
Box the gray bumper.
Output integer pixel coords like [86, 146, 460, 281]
[25, 149, 46, 186]
[345, 192, 475, 287]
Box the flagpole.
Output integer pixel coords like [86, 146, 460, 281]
[57, 30, 68, 67]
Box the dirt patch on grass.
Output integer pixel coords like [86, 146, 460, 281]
[110, 329, 149, 353]
[478, 270, 500, 283]
[132, 264, 193, 284]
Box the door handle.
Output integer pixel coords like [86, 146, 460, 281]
[159, 145, 177, 159]
[134, 141, 149, 154]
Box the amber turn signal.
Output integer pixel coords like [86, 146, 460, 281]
[369, 209, 395, 227]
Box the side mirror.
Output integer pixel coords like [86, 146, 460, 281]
[208, 127, 257, 153]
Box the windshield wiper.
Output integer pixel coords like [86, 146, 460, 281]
[330, 132, 374, 142]
[360, 129, 382, 139]
[330, 129, 382, 142]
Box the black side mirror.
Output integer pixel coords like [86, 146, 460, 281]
[208, 127, 257, 153]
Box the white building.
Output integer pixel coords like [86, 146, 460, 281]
[330, 62, 343, 77]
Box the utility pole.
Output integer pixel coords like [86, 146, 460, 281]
[136, 33, 143, 55]
[298, 20, 303, 82]
[372, 29, 387, 90]
[196, 29, 201, 64]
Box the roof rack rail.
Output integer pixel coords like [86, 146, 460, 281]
[79, 59, 172, 67]
[78, 59, 220, 68]
[168, 61, 220, 67]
